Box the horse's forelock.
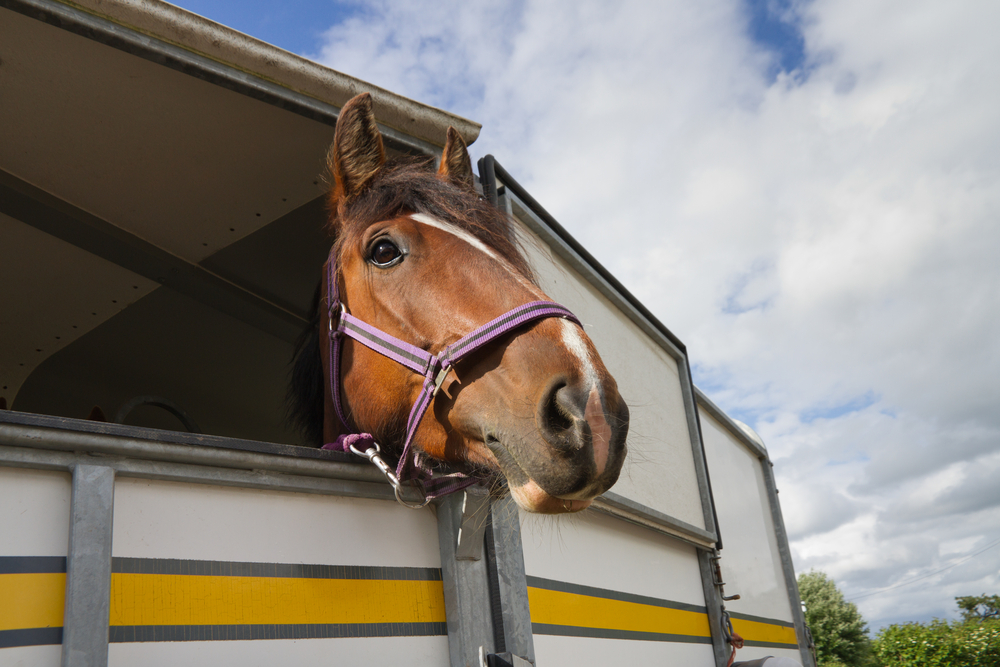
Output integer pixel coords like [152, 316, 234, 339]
[332, 161, 535, 284]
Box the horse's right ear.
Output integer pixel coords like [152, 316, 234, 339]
[327, 93, 386, 213]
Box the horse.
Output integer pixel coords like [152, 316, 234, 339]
[288, 93, 628, 513]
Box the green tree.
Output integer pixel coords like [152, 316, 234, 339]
[798, 570, 874, 666]
[873, 618, 1000, 666]
[958, 595, 1000, 623]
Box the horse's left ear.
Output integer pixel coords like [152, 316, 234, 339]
[328, 93, 386, 211]
[438, 127, 475, 192]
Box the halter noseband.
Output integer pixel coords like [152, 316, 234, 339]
[320, 244, 580, 508]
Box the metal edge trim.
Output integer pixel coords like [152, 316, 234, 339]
[694, 387, 769, 461]
[1, 0, 461, 156]
[592, 492, 716, 549]
[0, 444, 406, 502]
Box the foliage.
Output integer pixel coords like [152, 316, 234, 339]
[958, 595, 1000, 623]
[873, 618, 1000, 666]
[798, 570, 875, 666]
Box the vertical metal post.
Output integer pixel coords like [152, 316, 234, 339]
[697, 548, 729, 667]
[62, 464, 115, 667]
[487, 497, 535, 664]
[761, 460, 817, 667]
[437, 490, 497, 667]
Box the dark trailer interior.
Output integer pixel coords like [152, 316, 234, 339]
[0, 0, 480, 443]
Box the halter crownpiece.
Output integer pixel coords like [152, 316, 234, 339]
[320, 244, 581, 507]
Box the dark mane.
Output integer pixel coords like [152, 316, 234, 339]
[287, 158, 534, 447]
[333, 159, 535, 283]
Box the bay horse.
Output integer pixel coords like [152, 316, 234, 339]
[289, 93, 628, 513]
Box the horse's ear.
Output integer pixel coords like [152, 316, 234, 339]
[438, 127, 475, 192]
[327, 93, 386, 209]
[87, 406, 107, 422]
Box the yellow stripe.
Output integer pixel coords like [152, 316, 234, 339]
[731, 616, 798, 646]
[109, 573, 446, 626]
[0, 573, 66, 631]
[527, 586, 711, 638]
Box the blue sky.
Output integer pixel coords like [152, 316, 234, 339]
[167, 0, 1000, 633]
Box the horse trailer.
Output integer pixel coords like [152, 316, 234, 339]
[0, 1, 814, 665]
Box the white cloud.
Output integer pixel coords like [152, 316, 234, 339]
[312, 0, 1000, 630]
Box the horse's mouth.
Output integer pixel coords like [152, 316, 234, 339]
[482, 434, 593, 514]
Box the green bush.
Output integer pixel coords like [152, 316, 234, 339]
[873, 619, 1000, 666]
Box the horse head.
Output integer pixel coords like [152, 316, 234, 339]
[296, 93, 628, 513]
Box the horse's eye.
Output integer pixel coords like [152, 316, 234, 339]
[370, 238, 403, 267]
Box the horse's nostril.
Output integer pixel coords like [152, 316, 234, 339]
[538, 378, 587, 450]
[544, 383, 575, 433]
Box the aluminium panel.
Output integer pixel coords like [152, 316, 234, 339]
[520, 508, 714, 664]
[699, 412, 794, 623]
[0, 467, 70, 662]
[108, 478, 448, 665]
[699, 410, 805, 663]
[515, 221, 707, 531]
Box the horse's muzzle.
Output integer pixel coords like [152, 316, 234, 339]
[503, 375, 628, 511]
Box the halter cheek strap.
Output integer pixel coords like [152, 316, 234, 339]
[320, 246, 580, 506]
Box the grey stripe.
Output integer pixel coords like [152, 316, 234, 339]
[109, 622, 447, 642]
[0, 555, 66, 574]
[531, 623, 713, 644]
[525, 576, 707, 614]
[0, 627, 63, 648]
[728, 610, 796, 629]
[112, 557, 442, 581]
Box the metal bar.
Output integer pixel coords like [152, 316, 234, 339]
[0, 444, 401, 502]
[62, 464, 114, 667]
[455, 488, 491, 561]
[697, 549, 729, 667]
[591, 492, 717, 549]
[761, 459, 816, 667]
[0, 169, 306, 344]
[477, 156, 499, 208]
[0, 420, 387, 484]
[0, 0, 440, 158]
[488, 497, 535, 665]
[437, 492, 496, 667]
[678, 355, 722, 548]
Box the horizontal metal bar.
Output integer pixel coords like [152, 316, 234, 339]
[591, 491, 717, 550]
[0, 169, 306, 344]
[0, 420, 386, 484]
[0, 444, 403, 502]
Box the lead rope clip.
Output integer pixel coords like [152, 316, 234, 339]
[348, 441, 430, 509]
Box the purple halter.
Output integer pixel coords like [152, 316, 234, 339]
[320, 242, 580, 507]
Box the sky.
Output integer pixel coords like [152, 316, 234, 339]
[169, 0, 1000, 632]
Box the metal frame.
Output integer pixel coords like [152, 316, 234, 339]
[695, 389, 816, 667]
